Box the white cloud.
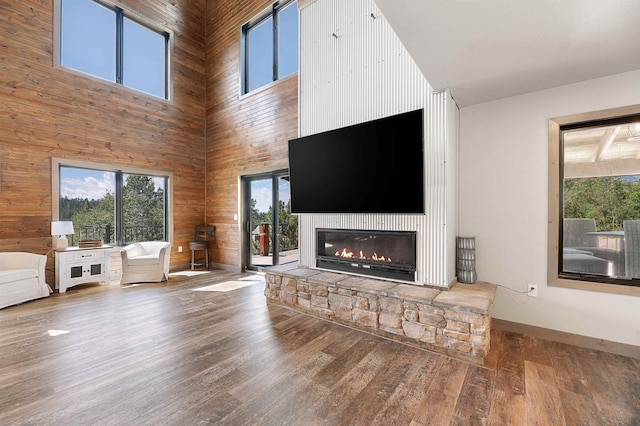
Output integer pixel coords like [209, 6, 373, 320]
[61, 171, 115, 200]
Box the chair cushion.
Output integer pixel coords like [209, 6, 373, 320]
[128, 255, 161, 266]
[562, 248, 593, 256]
[563, 253, 609, 275]
[0, 268, 38, 284]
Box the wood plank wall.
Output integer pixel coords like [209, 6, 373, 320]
[0, 0, 207, 282]
[204, 0, 299, 269]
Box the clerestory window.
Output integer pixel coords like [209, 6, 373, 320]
[241, 0, 299, 95]
[57, 0, 170, 99]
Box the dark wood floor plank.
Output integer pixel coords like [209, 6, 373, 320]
[410, 356, 469, 425]
[574, 346, 640, 425]
[451, 364, 496, 424]
[486, 389, 525, 425]
[524, 360, 566, 426]
[313, 339, 397, 422]
[557, 387, 605, 426]
[370, 353, 443, 425]
[495, 330, 526, 395]
[0, 269, 638, 425]
[336, 342, 415, 425]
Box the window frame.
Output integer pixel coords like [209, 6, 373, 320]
[548, 104, 640, 296]
[52, 158, 173, 247]
[241, 0, 298, 96]
[54, 0, 172, 100]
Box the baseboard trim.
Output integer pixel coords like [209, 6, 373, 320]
[491, 318, 640, 359]
[170, 262, 242, 274]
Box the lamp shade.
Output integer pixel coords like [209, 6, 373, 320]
[51, 221, 74, 236]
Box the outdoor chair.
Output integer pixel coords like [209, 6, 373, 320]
[563, 218, 599, 248]
[562, 218, 622, 276]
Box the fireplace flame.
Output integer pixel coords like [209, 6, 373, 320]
[334, 248, 392, 263]
[336, 248, 354, 258]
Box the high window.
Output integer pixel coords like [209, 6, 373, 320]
[58, 0, 170, 99]
[242, 0, 299, 95]
[55, 161, 169, 246]
[550, 107, 640, 293]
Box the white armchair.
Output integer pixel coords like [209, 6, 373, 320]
[120, 242, 171, 284]
[0, 252, 50, 309]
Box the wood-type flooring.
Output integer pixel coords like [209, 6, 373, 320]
[0, 269, 638, 425]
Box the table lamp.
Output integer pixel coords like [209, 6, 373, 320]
[51, 221, 74, 250]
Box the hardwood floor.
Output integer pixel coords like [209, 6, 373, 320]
[0, 270, 638, 425]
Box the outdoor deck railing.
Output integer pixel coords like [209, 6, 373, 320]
[68, 224, 165, 246]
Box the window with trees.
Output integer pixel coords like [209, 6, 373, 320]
[241, 0, 298, 95]
[556, 112, 640, 289]
[57, 165, 169, 246]
[58, 0, 170, 99]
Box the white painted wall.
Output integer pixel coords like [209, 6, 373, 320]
[459, 70, 640, 346]
[298, 0, 458, 287]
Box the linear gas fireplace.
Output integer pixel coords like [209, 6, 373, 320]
[316, 228, 417, 282]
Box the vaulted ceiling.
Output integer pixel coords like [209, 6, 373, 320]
[374, 0, 640, 107]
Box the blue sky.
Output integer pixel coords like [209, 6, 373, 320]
[251, 178, 291, 213]
[61, 168, 114, 200]
[247, 0, 298, 92]
[60, 168, 164, 200]
[61, 0, 166, 98]
[61, 167, 279, 209]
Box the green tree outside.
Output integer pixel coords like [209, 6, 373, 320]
[60, 175, 165, 244]
[249, 197, 298, 256]
[564, 176, 640, 230]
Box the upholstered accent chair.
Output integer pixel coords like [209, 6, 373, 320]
[120, 241, 171, 284]
[0, 252, 50, 309]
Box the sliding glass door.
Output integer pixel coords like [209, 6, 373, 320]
[242, 170, 298, 270]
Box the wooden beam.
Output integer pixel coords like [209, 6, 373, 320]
[592, 126, 620, 162]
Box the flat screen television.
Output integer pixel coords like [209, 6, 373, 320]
[288, 108, 424, 214]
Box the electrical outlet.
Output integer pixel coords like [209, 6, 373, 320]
[528, 284, 538, 297]
[178, 246, 183, 253]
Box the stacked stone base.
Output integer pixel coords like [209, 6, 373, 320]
[264, 266, 496, 366]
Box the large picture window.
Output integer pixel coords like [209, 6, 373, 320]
[56, 163, 169, 246]
[242, 0, 298, 95]
[552, 109, 640, 291]
[59, 0, 169, 99]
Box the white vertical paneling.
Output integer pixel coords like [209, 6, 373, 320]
[298, 0, 457, 287]
[446, 90, 460, 286]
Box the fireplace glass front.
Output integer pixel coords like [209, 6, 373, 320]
[316, 228, 417, 281]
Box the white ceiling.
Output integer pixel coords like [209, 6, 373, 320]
[374, 0, 640, 107]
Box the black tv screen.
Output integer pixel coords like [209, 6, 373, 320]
[288, 108, 424, 214]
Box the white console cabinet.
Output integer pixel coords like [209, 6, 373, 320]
[55, 246, 112, 293]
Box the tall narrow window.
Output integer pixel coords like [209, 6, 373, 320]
[276, 0, 298, 79]
[59, 0, 169, 99]
[242, 0, 298, 95]
[559, 116, 640, 285]
[246, 16, 274, 93]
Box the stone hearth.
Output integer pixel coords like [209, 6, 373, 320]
[264, 265, 496, 366]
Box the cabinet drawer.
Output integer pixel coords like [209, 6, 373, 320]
[68, 250, 106, 262]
